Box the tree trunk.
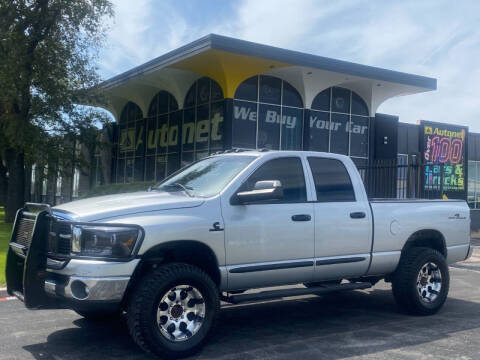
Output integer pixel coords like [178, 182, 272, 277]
[5, 148, 25, 223]
[0, 159, 7, 207]
[34, 165, 44, 202]
[24, 163, 32, 203]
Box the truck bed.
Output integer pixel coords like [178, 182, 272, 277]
[367, 198, 470, 277]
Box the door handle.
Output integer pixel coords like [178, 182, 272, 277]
[291, 214, 311, 222]
[350, 212, 366, 219]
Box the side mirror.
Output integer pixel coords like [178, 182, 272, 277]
[234, 180, 283, 204]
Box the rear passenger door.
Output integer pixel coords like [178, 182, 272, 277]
[307, 157, 372, 281]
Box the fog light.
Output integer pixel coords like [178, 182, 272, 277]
[71, 280, 89, 300]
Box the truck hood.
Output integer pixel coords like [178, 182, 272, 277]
[53, 191, 204, 222]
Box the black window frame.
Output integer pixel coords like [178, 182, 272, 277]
[233, 156, 308, 204]
[307, 156, 356, 203]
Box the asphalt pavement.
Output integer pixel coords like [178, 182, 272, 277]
[0, 249, 479, 360]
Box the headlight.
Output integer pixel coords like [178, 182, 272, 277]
[71, 225, 142, 259]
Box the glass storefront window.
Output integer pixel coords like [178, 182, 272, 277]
[281, 107, 303, 150]
[258, 104, 281, 150]
[330, 113, 349, 155]
[259, 75, 281, 104]
[283, 82, 303, 108]
[350, 116, 369, 157]
[182, 77, 225, 164]
[233, 75, 304, 151]
[468, 161, 479, 208]
[147, 91, 180, 182]
[145, 156, 155, 181]
[232, 100, 257, 149]
[116, 102, 144, 183]
[308, 110, 329, 152]
[309, 87, 369, 161]
[311, 88, 330, 111]
[352, 92, 369, 116]
[112, 81, 370, 185]
[234, 76, 257, 102]
[114, 91, 187, 184]
[331, 87, 350, 114]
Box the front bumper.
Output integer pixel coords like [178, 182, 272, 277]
[44, 258, 139, 302]
[6, 204, 139, 310]
[45, 275, 130, 302]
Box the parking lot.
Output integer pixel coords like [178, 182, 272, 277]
[1, 247, 479, 360]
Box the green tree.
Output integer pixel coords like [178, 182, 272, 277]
[0, 0, 113, 222]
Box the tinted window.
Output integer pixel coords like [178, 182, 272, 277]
[240, 157, 307, 203]
[234, 76, 258, 102]
[329, 113, 349, 155]
[351, 92, 368, 116]
[157, 91, 169, 114]
[307, 110, 329, 152]
[184, 83, 196, 108]
[282, 82, 303, 108]
[232, 100, 257, 149]
[281, 107, 303, 150]
[331, 87, 350, 113]
[258, 104, 280, 150]
[311, 88, 330, 111]
[350, 116, 369, 157]
[259, 76, 281, 104]
[197, 77, 211, 105]
[308, 157, 355, 202]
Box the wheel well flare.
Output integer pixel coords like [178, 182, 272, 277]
[403, 230, 447, 257]
[138, 241, 221, 286]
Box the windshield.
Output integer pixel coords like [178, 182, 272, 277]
[156, 155, 256, 197]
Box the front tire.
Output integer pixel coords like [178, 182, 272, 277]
[391, 247, 449, 316]
[127, 263, 219, 358]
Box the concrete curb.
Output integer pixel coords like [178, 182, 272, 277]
[0, 287, 7, 298]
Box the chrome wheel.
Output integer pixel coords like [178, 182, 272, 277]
[416, 262, 442, 303]
[156, 285, 205, 342]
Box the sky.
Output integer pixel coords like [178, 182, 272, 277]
[97, 0, 480, 131]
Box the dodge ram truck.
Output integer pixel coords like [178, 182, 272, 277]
[6, 150, 473, 358]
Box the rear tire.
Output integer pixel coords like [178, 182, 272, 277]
[127, 263, 219, 358]
[391, 247, 449, 316]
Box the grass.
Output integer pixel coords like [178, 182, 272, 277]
[0, 207, 13, 287]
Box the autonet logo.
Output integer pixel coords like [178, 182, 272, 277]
[119, 113, 223, 152]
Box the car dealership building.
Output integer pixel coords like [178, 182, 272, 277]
[34, 34, 480, 226]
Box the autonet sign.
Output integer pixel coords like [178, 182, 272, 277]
[119, 113, 224, 153]
[420, 120, 468, 199]
[232, 102, 369, 155]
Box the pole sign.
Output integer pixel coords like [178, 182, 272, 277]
[420, 120, 468, 199]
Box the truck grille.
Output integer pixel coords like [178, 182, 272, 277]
[14, 217, 35, 249]
[47, 220, 72, 256]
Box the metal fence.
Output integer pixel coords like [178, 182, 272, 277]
[357, 159, 464, 200]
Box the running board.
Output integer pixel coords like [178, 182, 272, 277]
[223, 282, 372, 304]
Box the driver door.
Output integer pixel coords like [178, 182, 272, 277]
[221, 156, 315, 290]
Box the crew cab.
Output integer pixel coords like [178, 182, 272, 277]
[6, 150, 473, 358]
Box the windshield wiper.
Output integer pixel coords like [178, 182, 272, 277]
[160, 183, 194, 197]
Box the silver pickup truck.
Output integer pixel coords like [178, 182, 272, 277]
[6, 150, 472, 358]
